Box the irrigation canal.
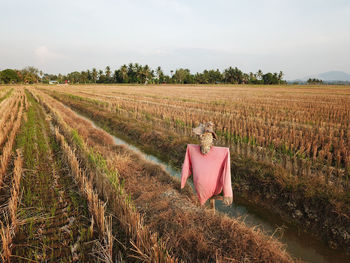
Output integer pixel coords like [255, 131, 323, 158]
[70, 107, 349, 263]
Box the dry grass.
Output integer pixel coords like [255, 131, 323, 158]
[30, 89, 111, 246]
[0, 89, 25, 262]
[54, 126, 114, 260]
[0, 90, 24, 189]
[109, 146, 294, 262]
[30, 88, 179, 262]
[0, 95, 19, 148]
[0, 216, 12, 262]
[9, 90, 107, 261]
[1, 149, 23, 262]
[42, 84, 350, 179]
[9, 150, 23, 231]
[30, 87, 296, 262]
[38, 84, 350, 252]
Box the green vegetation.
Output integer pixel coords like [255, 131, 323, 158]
[12, 91, 93, 261]
[307, 78, 324, 84]
[60, 65, 286, 85]
[0, 69, 20, 84]
[1, 64, 285, 85]
[0, 67, 41, 84]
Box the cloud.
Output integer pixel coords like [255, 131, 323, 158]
[35, 46, 63, 64]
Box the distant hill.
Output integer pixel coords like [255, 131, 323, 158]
[316, 71, 350, 81]
[289, 71, 350, 84]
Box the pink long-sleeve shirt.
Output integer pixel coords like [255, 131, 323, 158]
[181, 144, 233, 205]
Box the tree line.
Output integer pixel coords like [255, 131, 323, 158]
[0, 67, 42, 84]
[307, 78, 323, 84]
[0, 64, 286, 85]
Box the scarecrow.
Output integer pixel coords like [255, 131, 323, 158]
[181, 122, 233, 211]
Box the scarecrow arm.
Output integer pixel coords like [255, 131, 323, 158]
[181, 145, 192, 189]
[222, 149, 233, 205]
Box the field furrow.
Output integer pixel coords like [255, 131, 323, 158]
[0, 96, 20, 149]
[30, 87, 295, 262]
[38, 85, 350, 255]
[0, 90, 24, 189]
[30, 88, 177, 262]
[1, 149, 23, 262]
[1, 84, 348, 262]
[46, 85, 350, 173]
[10, 92, 95, 262]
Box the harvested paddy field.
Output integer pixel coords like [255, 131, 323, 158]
[36, 84, 350, 262]
[0, 86, 299, 262]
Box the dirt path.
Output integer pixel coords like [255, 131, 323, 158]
[11, 94, 93, 262]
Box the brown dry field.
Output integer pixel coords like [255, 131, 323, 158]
[0, 85, 300, 262]
[44, 84, 350, 175]
[37, 83, 350, 259]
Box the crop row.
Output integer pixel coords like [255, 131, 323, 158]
[44, 89, 349, 194]
[0, 90, 24, 189]
[33, 87, 296, 262]
[42, 85, 350, 253]
[0, 89, 25, 261]
[29, 88, 177, 262]
[45, 86, 350, 176]
[1, 150, 23, 262]
[1, 89, 103, 261]
[54, 126, 114, 261]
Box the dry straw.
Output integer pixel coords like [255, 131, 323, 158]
[30, 87, 178, 262]
[0, 91, 24, 189]
[1, 149, 23, 262]
[47, 84, 350, 180]
[29, 87, 295, 262]
[54, 126, 113, 260]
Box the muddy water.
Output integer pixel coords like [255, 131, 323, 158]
[73, 110, 349, 263]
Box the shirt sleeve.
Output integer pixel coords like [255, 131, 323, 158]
[181, 145, 192, 189]
[222, 149, 233, 197]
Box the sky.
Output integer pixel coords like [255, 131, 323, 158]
[0, 0, 349, 80]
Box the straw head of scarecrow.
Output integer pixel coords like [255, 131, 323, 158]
[193, 122, 217, 154]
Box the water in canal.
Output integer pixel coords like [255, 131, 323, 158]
[71, 108, 349, 263]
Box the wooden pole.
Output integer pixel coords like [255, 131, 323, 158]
[210, 199, 215, 214]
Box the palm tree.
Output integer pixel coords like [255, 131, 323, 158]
[128, 63, 135, 82]
[120, 64, 128, 83]
[21, 66, 40, 83]
[134, 63, 143, 83]
[92, 68, 97, 83]
[278, 71, 284, 83]
[105, 66, 111, 81]
[80, 71, 88, 83]
[87, 69, 91, 82]
[223, 67, 235, 83]
[143, 65, 151, 84]
[98, 70, 104, 82]
[156, 66, 164, 83]
[249, 72, 255, 82]
[242, 73, 249, 84]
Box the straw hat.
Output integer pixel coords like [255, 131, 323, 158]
[193, 122, 217, 140]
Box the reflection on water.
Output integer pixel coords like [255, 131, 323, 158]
[74, 110, 349, 263]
